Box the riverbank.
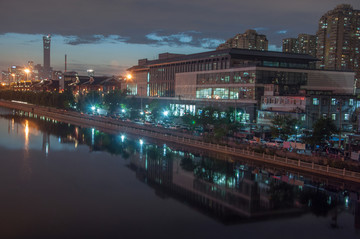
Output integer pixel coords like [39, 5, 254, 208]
[1, 99, 359, 183]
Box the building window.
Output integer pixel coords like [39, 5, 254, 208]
[196, 88, 212, 99]
[213, 88, 229, 99]
[344, 114, 349, 121]
[332, 114, 336, 120]
[322, 114, 327, 118]
[331, 98, 336, 105]
[313, 98, 319, 105]
[229, 88, 239, 99]
[301, 115, 306, 121]
[349, 99, 354, 106]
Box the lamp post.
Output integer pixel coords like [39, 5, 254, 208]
[338, 99, 343, 149]
[295, 125, 299, 150]
[138, 85, 144, 121]
[24, 69, 30, 82]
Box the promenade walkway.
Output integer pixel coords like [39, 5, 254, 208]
[1, 100, 360, 183]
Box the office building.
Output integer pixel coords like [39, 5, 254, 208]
[126, 48, 355, 126]
[217, 29, 268, 51]
[43, 35, 51, 71]
[42, 35, 52, 79]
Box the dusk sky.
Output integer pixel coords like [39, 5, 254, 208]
[1, 0, 359, 76]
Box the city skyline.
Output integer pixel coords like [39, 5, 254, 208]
[1, 0, 359, 76]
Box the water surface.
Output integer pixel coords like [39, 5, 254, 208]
[0, 107, 359, 239]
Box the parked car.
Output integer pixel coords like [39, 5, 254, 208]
[265, 139, 283, 148]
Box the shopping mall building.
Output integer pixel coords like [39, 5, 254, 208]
[125, 48, 356, 129]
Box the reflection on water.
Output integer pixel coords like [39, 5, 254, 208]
[24, 119, 29, 151]
[0, 107, 359, 237]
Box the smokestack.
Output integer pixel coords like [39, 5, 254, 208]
[65, 54, 67, 72]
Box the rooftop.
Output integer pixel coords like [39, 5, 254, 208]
[133, 48, 319, 68]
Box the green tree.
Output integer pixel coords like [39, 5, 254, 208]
[103, 90, 126, 114]
[270, 115, 298, 140]
[304, 117, 338, 147]
[78, 91, 102, 113]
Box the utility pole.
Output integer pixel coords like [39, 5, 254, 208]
[139, 86, 144, 121]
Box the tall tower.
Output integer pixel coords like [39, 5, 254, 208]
[43, 35, 51, 71]
[316, 4, 360, 75]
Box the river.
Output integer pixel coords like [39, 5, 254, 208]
[0, 107, 359, 239]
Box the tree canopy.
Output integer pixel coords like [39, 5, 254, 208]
[304, 117, 338, 147]
[270, 115, 299, 140]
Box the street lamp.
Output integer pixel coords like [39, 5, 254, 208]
[295, 125, 299, 150]
[24, 69, 30, 83]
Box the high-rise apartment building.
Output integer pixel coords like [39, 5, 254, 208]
[298, 34, 317, 57]
[217, 29, 268, 51]
[282, 38, 298, 54]
[282, 34, 316, 57]
[316, 4, 360, 79]
[43, 35, 51, 71]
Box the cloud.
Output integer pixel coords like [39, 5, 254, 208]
[64, 35, 128, 45]
[144, 31, 224, 49]
[276, 30, 288, 34]
[65, 35, 105, 45]
[146, 32, 193, 45]
[199, 38, 224, 49]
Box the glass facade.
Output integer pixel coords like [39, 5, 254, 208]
[170, 104, 196, 116]
[196, 87, 254, 100]
[256, 70, 307, 95]
[197, 71, 256, 85]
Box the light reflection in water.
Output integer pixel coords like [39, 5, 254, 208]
[22, 119, 32, 180]
[24, 120, 29, 151]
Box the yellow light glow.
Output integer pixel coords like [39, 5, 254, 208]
[24, 120, 29, 150]
[126, 74, 132, 80]
[24, 69, 30, 74]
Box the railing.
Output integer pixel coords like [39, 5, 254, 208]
[1, 99, 360, 182]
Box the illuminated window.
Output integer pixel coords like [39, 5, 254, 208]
[313, 98, 319, 105]
[349, 99, 354, 106]
[344, 114, 349, 121]
[196, 88, 212, 99]
[331, 98, 336, 105]
[213, 88, 229, 99]
[332, 114, 336, 120]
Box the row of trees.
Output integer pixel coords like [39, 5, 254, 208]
[181, 106, 243, 142]
[0, 89, 340, 147]
[270, 115, 338, 147]
[0, 89, 75, 109]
